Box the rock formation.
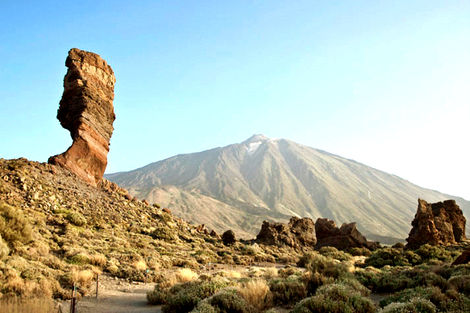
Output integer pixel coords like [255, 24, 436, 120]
[452, 248, 470, 265]
[222, 230, 236, 246]
[315, 218, 379, 250]
[256, 217, 316, 249]
[49, 48, 116, 186]
[406, 199, 466, 249]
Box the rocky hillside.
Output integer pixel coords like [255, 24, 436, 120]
[107, 135, 470, 242]
[0, 158, 289, 298]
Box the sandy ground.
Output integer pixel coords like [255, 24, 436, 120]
[59, 275, 160, 313]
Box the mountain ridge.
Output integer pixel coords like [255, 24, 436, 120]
[106, 135, 470, 243]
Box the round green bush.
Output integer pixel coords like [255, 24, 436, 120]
[379, 297, 436, 313]
[292, 283, 375, 313]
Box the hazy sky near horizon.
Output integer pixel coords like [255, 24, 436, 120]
[1, 1, 469, 200]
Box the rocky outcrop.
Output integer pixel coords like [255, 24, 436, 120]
[49, 48, 116, 186]
[315, 218, 379, 250]
[255, 217, 316, 249]
[406, 199, 466, 249]
[222, 230, 236, 246]
[452, 248, 470, 265]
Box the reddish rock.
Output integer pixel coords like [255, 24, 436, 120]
[406, 199, 466, 249]
[49, 48, 116, 186]
[162, 208, 172, 214]
[196, 224, 209, 235]
[452, 248, 470, 265]
[315, 218, 379, 250]
[255, 217, 316, 249]
[210, 230, 220, 239]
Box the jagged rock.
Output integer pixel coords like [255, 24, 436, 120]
[210, 230, 220, 239]
[315, 218, 379, 250]
[406, 199, 466, 249]
[196, 224, 210, 235]
[49, 48, 116, 186]
[452, 248, 470, 265]
[222, 230, 236, 246]
[255, 217, 316, 248]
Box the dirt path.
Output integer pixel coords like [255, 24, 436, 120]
[60, 275, 161, 313]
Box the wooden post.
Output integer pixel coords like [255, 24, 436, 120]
[70, 283, 76, 313]
[96, 273, 99, 299]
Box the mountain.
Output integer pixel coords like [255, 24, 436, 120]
[106, 135, 470, 243]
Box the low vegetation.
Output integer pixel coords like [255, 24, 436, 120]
[2, 158, 470, 313]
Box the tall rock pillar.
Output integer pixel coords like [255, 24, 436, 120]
[49, 48, 116, 186]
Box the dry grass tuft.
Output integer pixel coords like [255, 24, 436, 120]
[133, 260, 147, 271]
[71, 269, 95, 288]
[263, 267, 278, 279]
[89, 253, 107, 267]
[217, 269, 243, 278]
[237, 279, 272, 311]
[175, 268, 199, 282]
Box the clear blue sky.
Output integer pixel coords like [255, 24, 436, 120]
[1, 1, 469, 199]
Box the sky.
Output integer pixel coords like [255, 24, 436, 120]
[0, 1, 469, 200]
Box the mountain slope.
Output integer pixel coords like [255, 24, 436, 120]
[107, 135, 470, 242]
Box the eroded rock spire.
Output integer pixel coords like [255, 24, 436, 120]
[49, 48, 116, 186]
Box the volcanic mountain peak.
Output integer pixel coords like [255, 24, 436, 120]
[243, 134, 271, 143]
[107, 136, 470, 243]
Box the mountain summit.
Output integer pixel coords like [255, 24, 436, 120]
[107, 135, 470, 242]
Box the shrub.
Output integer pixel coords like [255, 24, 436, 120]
[0, 202, 32, 245]
[191, 302, 217, 313]
[338, 277, 370, 296]
[242, 243, 262, 256]
[379, 287, 436, 308]
[209, 290, 255, 313]
[152, 226, 178, 241]
[349, 247, 372, 256]
[304, 271, 334, 295]
[65, 211, 86, 226]
[355, 268, 412, 293]
[379, 298, 436, 313]
[415, 244, 452, 263]
[448, 274, 470, 296]
[269, 277, 307, 306]
[67, 252, 90, 265]
[162, 279, 230, 313]
[318, 246, 352, 261]
[378, 285, 470, 312]
[291, 283, 375, 313]
[365, 248, 410, 268]
[147, 286, 169, 305]
[303, 253, 350, 279]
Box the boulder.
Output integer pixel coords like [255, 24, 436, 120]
[49, 48, 116, 186]
[315, 218, 379, 250]
[222, 230, 236, 246]
[210, 230, 220, 239]
[452, 248, 470, 265]
[255, 217, 316, 249]
[406, 199, 466, 249]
